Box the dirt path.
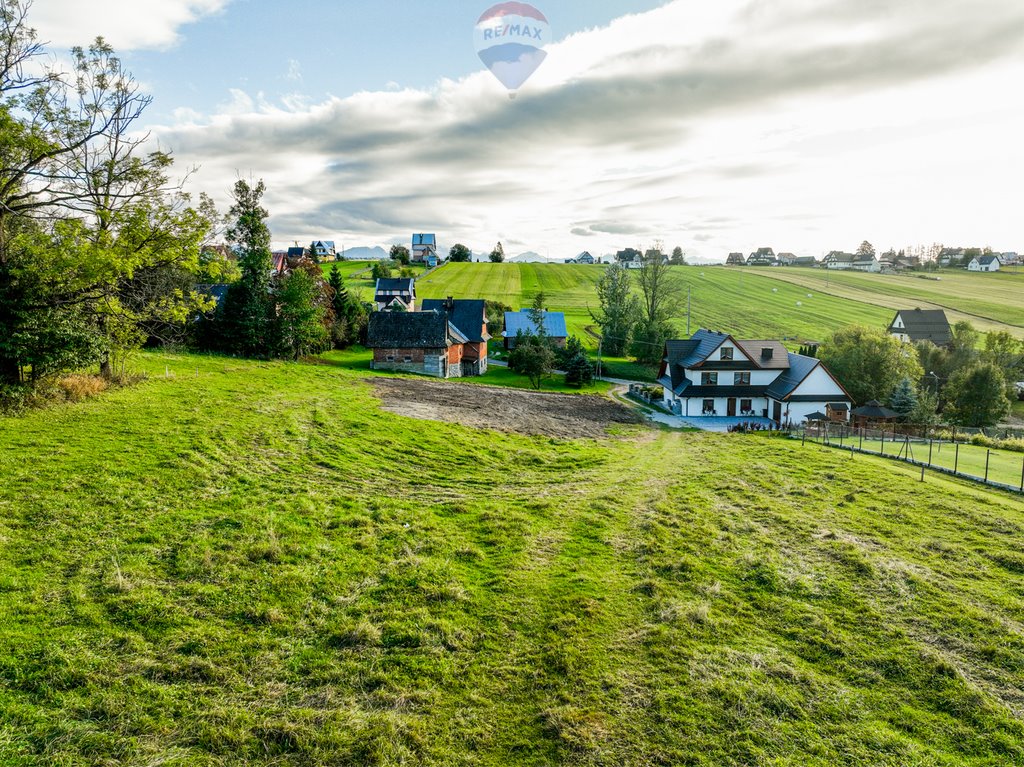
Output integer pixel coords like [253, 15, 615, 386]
[369, 378, 644, 438]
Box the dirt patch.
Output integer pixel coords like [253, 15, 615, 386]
[369, 378, 645, 439]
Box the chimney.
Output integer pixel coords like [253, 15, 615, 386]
[445, 296, 455, 313]
[761, 347, 773, 360]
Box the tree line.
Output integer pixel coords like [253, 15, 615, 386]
[0, 4, 366, 406]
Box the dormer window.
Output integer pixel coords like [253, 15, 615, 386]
[761, 348, 774, 361]
[720, 347, 734, 361]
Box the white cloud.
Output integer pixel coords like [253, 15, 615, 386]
[149, 0, 1024, 258]
[30, 0, 229, 51]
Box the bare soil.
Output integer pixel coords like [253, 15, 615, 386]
[369, 378, 645, 438]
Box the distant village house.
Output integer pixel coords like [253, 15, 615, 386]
[887, 309, 952, 347]
[375, 278, 416, 312]
[968, 254, 1001, 272]
[411, 233, 438, 263]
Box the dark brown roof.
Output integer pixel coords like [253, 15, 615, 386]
[734, 340, 790, 369]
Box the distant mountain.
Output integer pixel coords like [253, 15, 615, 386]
[509, 251, 553, 263]
[340, 246, 389, 261]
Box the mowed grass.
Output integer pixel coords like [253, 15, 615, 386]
[320, 260, 374, 279]
[319, 347, 613, 395]
[829, 435, 1024, 489]
[2, 352, 1024, 764]
[746, 267, 1024, 337]
[417, 263, 894, 346]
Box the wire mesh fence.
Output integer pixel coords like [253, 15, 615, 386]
[802, 423, 1024, 494]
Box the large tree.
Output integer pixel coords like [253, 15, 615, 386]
[389, 244, 410, 265]
[0, 3, 213, 384]
[489, 242, 505, 263]
[943, 363, 1012, 427]
[449, 243, 472, 263]
[632, 249, 683, 364]
[819, 326, 923, 405]
[215, 180, 274, 356]
[273, 261, 331, 360]
[590, 263, 639, 357]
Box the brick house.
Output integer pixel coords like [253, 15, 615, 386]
[367, 311, 471, 378]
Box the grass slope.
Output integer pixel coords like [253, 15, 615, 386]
[417, 264, 894, 344]
[746, 267, 1024, 338]
[1, 352, 1024, 765]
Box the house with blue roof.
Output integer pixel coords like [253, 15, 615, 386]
[412, 234, 438, 263]
[502, 309, 568, 349]
[658, 329, 852, 425]
[310, 240, 337, 260]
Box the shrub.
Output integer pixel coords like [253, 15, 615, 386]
[57, 374, 109, 403]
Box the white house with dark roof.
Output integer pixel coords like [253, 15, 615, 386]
[374, 278, 416, 312]
[658, 330, 852, 424]
[888, 309, 952, 346]
[968, 254, 1001, 272]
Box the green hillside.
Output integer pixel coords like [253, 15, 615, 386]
[2, 352, 1024, 765]
[746, 267, 1024, 337]
[417, 264, 895, 345]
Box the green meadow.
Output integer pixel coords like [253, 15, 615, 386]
[746, 267, 1024, 337]
[2, 352, 1024, 765]
[416, 263, 894, 344]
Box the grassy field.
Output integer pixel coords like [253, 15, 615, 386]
[2, 352, 1024, 764]
[746, 267, 1024, 338]
[417, 264, 895, 346]
[824, 434, 1024, 489]
[320, 347, 613, 396]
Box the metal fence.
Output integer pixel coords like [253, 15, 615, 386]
[802, 423, 1024, 494]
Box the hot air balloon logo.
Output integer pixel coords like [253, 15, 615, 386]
[474, 2, 551, 98]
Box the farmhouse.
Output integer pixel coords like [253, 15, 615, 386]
[421, 298, 490, 375]
[565, 251, 596, 265]
[375, 278, 416, 312]
[367, 311, 470, 378]
[726, 252, 746, 266]
[503, 309, 568, 349]
[968, 254, 1001, 272]
[658, 330, 852, 425]
[888, 308, 952, 346]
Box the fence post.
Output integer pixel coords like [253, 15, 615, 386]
[859, 428, 863, 451]
[1020, 455, 1024, 493]
[954, 443, 959, 475]
[928, 439, 933, 467]
[985, 450, 991, 483]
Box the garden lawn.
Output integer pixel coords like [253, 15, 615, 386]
[2, 351, 1024, 765]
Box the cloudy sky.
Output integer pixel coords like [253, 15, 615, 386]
[30, 0, 1024, 261]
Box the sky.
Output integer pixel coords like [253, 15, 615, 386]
[28, 0, 1024, 262]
